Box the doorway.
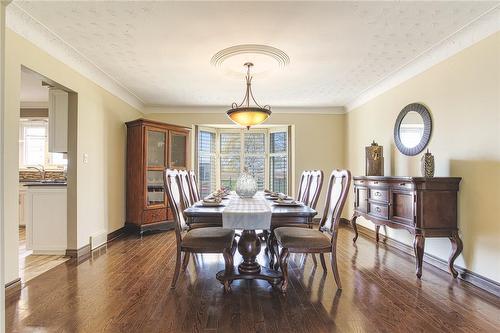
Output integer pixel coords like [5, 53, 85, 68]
[17, 67, 72, 282]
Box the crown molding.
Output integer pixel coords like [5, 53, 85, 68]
[346, 5, 500, 112]
[143, 105, 346, 115]
[6, 3, 145, 111]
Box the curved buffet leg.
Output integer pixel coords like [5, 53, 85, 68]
[351, 213, 359, 243]
[448, 231, 463, 278]
[375, 225, 380, 243]
[413, 234, 425, 279]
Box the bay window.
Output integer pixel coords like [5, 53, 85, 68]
[196, 126, 290, 198]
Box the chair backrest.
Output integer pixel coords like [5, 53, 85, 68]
[297, 170, 310, 203]
[164, 169, 187, 243]
[188, 170, 201, 202]
[305, 170, 323, 209]
[320, 169, 351, 235]
[178, 170, 194, 208]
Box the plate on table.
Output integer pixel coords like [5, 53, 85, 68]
[273, 200, 303, 207]
[198, 201, 224, 207]
[267, 196, 293, 201]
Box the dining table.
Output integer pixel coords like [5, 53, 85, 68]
[184, 191, 317, 286]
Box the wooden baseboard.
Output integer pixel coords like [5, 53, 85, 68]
[107, 226, 126, 242]
[5, 278, 21, 290]
[347, 220, 500, 297]
[65, 244, 91, 261]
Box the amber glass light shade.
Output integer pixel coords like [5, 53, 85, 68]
[226, 107, 271, 129]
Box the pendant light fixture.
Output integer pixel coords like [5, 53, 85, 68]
[226, 62, 271, 129]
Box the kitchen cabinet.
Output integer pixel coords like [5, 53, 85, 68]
[23, 184, 67, 254]
[48, 88, 68, 153]
[19, 186, 26, 226]
[125, 119, 190, 234]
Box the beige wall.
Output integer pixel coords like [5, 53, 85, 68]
[1, 2, 6, 331]
[3, 29, 142, 284]
[346, 32, 500, 282]
[145, 109, 346, 216]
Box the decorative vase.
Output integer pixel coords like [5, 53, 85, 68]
[421, 149, 435, 177]
[236, 169, 258, 198]
[365, 141, 384, 176]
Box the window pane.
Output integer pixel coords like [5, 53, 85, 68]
[24, 124, 47, 166]
[198, 130, 216, 197]
[199, 131, 215, 154]
[244, 133, 265, 154]
[199, 155, 216, 198]
[220, 133, 240, 154]
[270, 131, 287, 154]
[245, 156, 265, 190]
[270, 156, 287, 194]
[220, 156, 240, 190]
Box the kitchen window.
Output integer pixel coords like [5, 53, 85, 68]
[196, 126, 290, 198]
[19, 119, 67, 168]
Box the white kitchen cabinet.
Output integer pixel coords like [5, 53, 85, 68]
[48, 88, 68, 153]
[24, 185, 67, 254]
[19, 186, 26, 226]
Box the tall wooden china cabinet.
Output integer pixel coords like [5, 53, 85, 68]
[125, 119, 190, 234]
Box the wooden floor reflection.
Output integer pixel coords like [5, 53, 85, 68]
[6, 225, 500, 332]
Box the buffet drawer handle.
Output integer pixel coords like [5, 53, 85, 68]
[399, 183, 407, 186]
[376, 207, 381, 212]
[375, 192, 381, 196]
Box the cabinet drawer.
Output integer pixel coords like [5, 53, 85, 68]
[368, 180, 388, 187]
[368, 203, 389, 220]
[370, 188, 389, 203]
[143, 208, 167, 224]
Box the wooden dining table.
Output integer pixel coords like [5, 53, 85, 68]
[184, 192, 317, 286]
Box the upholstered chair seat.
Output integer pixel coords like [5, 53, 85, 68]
[274, 227, 331, 250]
[182, 227, 235, 251]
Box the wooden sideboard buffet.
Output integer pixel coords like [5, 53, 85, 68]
[351, 176, 462, 278]
[126, 119, 190, 234]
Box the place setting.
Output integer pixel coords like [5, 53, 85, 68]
[264, 189, 303, 207]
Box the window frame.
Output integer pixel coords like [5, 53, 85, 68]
[19, 118, 67, 169]
[196, 126, 290, 196]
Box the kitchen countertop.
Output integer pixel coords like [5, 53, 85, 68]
[21, 181, 67, 187]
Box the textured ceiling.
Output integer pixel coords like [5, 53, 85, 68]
[9, 1, 500, 108]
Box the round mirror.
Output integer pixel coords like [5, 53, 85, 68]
[394, 103, 432, 156]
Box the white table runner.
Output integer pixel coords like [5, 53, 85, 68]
[222, 193, 272, 230]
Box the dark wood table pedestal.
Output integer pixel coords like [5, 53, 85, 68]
[351, 176, 463, 279]
[216, 230, 282, 288]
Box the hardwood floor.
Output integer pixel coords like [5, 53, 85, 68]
[18, 226, 69, 283]
[6, 226, 500, 333]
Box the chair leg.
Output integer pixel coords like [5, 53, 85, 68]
[222, 248, 234, 292]
[182, 252, 190, 271]
[319, 253, 327, 272]
[170, 248, 182, 289]
[273, 235, 280, 270]
[311, 254, 318, 266]
[279, 248, 290, 293]
[231, 239, 237, 256]
[330, 251, 342, 290]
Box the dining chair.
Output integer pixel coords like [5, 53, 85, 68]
[178, 170, 195, 209]
[304, 170, 324, 210]
[275, 169, 351, 292]
[188, 170, 201, 202]
[296, 170, 311, 204]
[164, 169, 236, 291]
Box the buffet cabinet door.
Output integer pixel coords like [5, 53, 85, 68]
[390, 191, 415, 226]
[354, 186, 368, 213]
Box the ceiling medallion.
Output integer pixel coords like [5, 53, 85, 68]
[226, 62, 271, 130]
[211, 44, 289, 79]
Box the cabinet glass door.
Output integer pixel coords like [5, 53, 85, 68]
[170, 132, 187, 169]
[147, 130, 166, 167]
[146, 170, 165, 206]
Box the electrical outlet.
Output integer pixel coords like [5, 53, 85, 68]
[83, 153, 88, 164]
